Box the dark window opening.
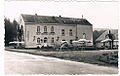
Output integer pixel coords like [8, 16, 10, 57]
[61, 29, 65, 36]
[44, 37, 47, 43]
[41, 39, 43, 43]
[69, 29, 73, 36]
[62, 39, 66, 41]
[36, 26, 40, 35]
[37, 38, 40, 44]
[70, 40, 73, 44]
[44, 26, 47, 32]
[51, 26, 54, 32]
[33, 36, 35, 41]
[56, 36, 59, 41]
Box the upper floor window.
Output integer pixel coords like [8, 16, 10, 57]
[61, 29, 65, 36]
[51, 26, 54, 32]
[37, 26, 40, 35]
[44, 26, 47, 32]
[69, 29, 73, 36]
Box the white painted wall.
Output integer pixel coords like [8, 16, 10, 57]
[25, 23, 76, 48]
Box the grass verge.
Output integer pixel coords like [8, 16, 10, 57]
[5, 48, 118, 67]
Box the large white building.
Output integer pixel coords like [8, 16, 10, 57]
[18, 14, 93, 48]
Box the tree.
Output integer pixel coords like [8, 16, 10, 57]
[5, 18, 19, 46]
[12, 19, 19, 40]
[105, 30, 115, 49]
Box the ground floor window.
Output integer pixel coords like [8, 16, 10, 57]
[83, 33, 86, 39]
[44, 37, 47, 43]
[37, 38, 40, 44]
[51, 37, 54, 44]
[70, 40, 73, 44]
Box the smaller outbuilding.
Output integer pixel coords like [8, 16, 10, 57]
[95, 29, 118, 49]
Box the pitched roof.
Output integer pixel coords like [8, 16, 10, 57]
[96, 29, 118, 42]
[21, 14, 92, 25]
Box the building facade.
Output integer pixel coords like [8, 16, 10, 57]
[18, 14, 93, 48]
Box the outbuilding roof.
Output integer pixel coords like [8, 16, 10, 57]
[21, 14, 92, 25]
[95, 29, 118, 42]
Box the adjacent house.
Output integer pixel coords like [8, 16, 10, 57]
[95, 29, 118, 49]
[18, 14, 93, 48]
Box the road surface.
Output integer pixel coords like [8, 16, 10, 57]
[5, 50, 118, 74]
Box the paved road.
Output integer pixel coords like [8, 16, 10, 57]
[5, 51, 118, 74]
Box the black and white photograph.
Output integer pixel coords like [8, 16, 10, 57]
[4, 0, 119, 75]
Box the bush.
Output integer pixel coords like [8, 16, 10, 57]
[98, 51, 118, 64]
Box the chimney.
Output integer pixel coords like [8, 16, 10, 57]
[82, 14, 83, 19]
[35, 13, 38, 23]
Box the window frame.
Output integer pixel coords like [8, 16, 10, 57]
[69, 29, 73, 36]
[44, 26, 47, 32]
[51, 26, 54, 32]
[44, 37, 47, 43]
[37, 37, 40, 44]
[51, 37, 54, 44]
[61, 29, 65, 36]
[36, 26, 40, 35]
[83, 33, 86, 39]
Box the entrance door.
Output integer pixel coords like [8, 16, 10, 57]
[44, 37, 47, 47]
[44, 37, 47, 43]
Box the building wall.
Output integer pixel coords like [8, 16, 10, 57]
[18, 15, 26, 41]
[96, 41, 118, 48]
[113, 41, 118, 48]
[77, 25, 93, 46]
[25, 23, 76, 48]
[19, 18, 93, 48]
[96, 42, 103, 48]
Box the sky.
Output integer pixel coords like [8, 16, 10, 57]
[4, 1, 119, 29]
